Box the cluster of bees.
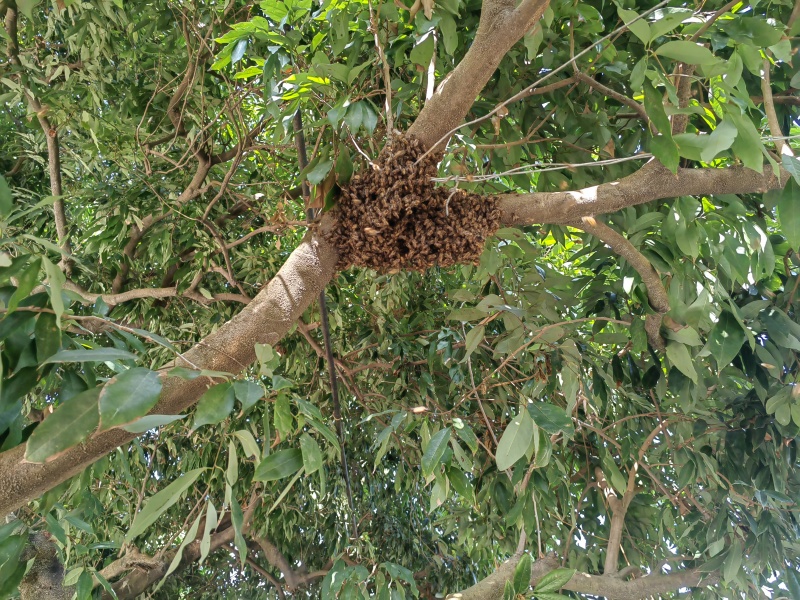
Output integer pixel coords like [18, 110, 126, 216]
[326, 135, 500, 271]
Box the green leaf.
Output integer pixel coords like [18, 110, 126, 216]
[439, 13, 458, 54]
[445, 466, 474, 503]
[0, 174, 12, 218]
[727, 110, 763, 172]
[344, 102, 364, 131]
[42, 257, 65, 327]
[496, 410, 534, 471]
[126, 468, 205, 541]
[43, 347, 138, 364]
[199, 502, 218, 564]
[707, 311, 745, 371]
[226, 440, 238, 486]
[233, 429, 261, 460]
[666, 341, 697, 383]
[253, 449, 303, 482]
[99, 368, 163, 430]
[617, 7, 650, 44]
[513, 553, 532, 594]
[8, 257, 41, 313]
[76, 569, 93, 600]
[409, 34, 434, 66]
[655, 41, 717, 65]
[649, 8, 693, 41]
[306, 159, 333, 185]
[464, 325, 484, 358]
[422, 427, 451, 477]
[122, 414, 185, 433]
[25, 387, 101, 463]
[231, 39, 248, 65]
[15, 0, 41, 19]
[534, 568, 576, 593]
[154, 513, 202, 591]
[650, 134, 680, 173]
[300, 432, 323, 474]
[643, 80, 670, 134]
[527, 402, 574, 437]
[723, 541, 743, 583]
[232, 380, 264, 413]
[778, 180, 800, 251]
[192, 383, 236, 430]
[335, 149, 354, 184]
[230, 494, 248, 567]
[783, 154, 800, 186]
[700, 120, 737, 163]
[35, 312, 61, 362]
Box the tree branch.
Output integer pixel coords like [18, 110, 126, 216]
[761, 58, 792, 157]
[106, 497, 257, 600]
[448, 552, 719, 600]
[0, 230, 338, 515]
[252, 536, 300, 590]
[572, 217, 668, 349]
[407, 0, 550, 150]
[61, 280, 251, 307]
[4, 5, 72, 270]
[574, 71, 651, 130]
[497, 161, 787, 226]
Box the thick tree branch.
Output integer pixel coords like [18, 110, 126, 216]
[448, 552, 718, 600]
[252, 536, 301, 590]
[0, 231, 338, 515]
[407, 0, 550, 150]
[497, 161, 787, 226]
[572, 217, 668, 349]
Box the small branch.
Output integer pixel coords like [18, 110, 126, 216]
[574, 72, 652, 131]
[4, 5, 71, 270]
[761, 58, 792, 157]
[572, 217, 668, 349]
[253, 536, 299, 590]
[246, 557, 286, 600]
[690, 0, 740, 41]
[448, 552, 718, 600]
[671, 64, 696, 135]
[369, 0, 393, 137]
[61, 280, 250, 307]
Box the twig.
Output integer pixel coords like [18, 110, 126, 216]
[690, 0, 740, 41]
[761, 58, 793, 157]
[574, 72, 653, 132]
[369, 0, 393, 137]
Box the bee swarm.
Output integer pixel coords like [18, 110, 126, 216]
[326, 135, 500, 271]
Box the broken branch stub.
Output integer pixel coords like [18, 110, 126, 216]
[326, 135, 500, 272]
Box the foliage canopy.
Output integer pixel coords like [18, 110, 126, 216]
[0, 0, 799, 598]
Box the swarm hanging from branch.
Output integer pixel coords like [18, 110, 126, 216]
[327, 135, 500, 271]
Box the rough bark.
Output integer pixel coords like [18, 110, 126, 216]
[0, 232, 337, 515]
[19, 533, 74, 600]
[448, 553, 718, 600]
[407, 0, 549, 150]
[497, 161, 787, 226]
